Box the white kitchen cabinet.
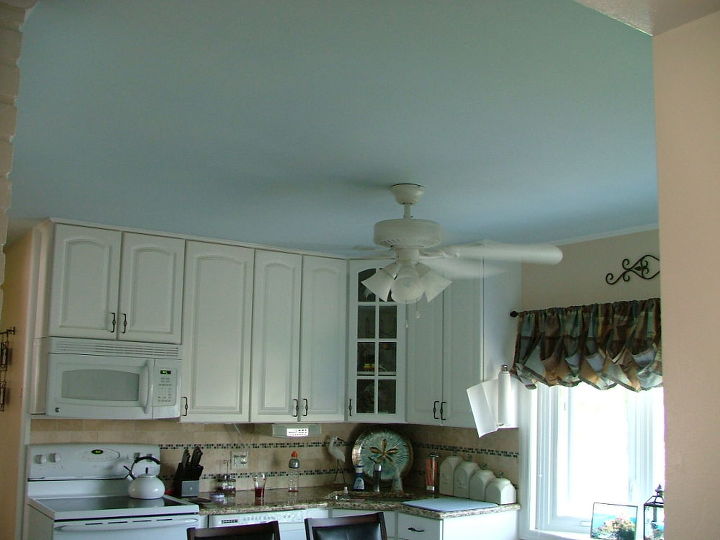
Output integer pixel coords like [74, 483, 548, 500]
[397, 509, 518, 540]
[330, 509, 397, 539]
[251, 250, 303, 422]
[251, 252, 347, 422]
[347, 260, 406, 423]
[48, 224, 184, 343]
[299, 256, 347, 422]
[180, 241, 254, 422]
[406, 263, 520, 427]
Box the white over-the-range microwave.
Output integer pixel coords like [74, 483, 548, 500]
[34, 337, 182, 419]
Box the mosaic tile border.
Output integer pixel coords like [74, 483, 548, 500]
[414, 442, 519, 459]
[160, 441, 346, 450]
[160, 468, 344, 482]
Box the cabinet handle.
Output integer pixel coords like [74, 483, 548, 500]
[440, 401, 447, 421]
[182, 396, 189, 417]
[433, 400, 439, 420]
[292, 399, 299, 418]
[348, 399, 353, 417]
[408, 527, 426, 533]
[110, 312, 116, 333]
[302, 398, 309, 416]
[122, 313, 128, 334]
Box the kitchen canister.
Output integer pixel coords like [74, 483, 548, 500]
[485, 474, 517, 505]
[439, 455, 462, 495]
[453, 458, 479, 498]
[468, 466, 497, 501]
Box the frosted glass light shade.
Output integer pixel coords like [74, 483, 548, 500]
[390, 263, 424, 304]
[416, 263, 451, 302]
[361, 268, 394, 301]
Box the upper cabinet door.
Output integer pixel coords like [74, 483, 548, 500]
[49, 225, 122, 339]
[251, 250, 302, 422]
[118, 233, 185, 343]
[406, 296, 445, 426]
[442, 279, 483, 428]
[181, 242, 254, 422]
[299, 256, 347, 422]
[347, 260, 406, 423]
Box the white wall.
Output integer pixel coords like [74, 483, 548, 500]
[655, 10, 720, 538]
[522, 230, 659, 310]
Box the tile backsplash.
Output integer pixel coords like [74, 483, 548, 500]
[30, 419, 518, 494]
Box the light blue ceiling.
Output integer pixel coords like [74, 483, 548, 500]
[10, 0, 657, 254]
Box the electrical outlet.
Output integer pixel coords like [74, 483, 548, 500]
[232, 451, 249, 469]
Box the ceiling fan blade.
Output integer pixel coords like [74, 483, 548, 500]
[441, 240, 563, 265]
[421, 257, 507, 280]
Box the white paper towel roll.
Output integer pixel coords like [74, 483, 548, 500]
[497, 367, 511, 427]
[466, 381, 498, 438]
[466, 366, 518, 437]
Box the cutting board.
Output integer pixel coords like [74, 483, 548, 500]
[402, 497, 498, 512]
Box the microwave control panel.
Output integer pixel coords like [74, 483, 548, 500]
[154, 366, 178, 405]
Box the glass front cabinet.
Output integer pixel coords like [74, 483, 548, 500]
[347, 260, 406, 422]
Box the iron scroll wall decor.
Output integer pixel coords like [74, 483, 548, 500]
[0, 326, 16, 412]
[605, 254, 660, 285]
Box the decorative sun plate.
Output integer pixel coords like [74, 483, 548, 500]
[351, 427, 413, 481]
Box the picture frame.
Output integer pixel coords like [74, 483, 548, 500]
[590, 502, 638, 540]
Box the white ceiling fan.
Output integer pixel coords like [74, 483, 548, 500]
[362, 183, 563, 304]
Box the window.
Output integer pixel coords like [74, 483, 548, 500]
[522, 385, 664, 538]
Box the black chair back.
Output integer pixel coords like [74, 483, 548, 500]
[187, 520, 281, 539]
[304, 513, 387, 540]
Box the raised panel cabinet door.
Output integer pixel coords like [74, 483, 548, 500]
[49, 224, 122, 339]
[181, 242, 254, 422]
[118, 233, 185, 343]
[250, 250, 302, 422]
[442, 279, 482, 428]
[406, 296, 444, 425]
[299, 256, 347, 422]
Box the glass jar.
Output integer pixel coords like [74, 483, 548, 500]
[218, 473, 236, 495]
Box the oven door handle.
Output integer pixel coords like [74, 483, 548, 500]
[54, 516, 200, 533]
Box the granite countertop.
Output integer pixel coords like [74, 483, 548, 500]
[193, 487, 520, 520]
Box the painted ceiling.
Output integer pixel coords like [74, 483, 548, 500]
[9, 0, 657, 255]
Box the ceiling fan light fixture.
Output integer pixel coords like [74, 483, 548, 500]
[390, 263, 424, 304]
[416, 263, 451, 302]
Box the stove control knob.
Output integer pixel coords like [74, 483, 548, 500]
[49, 453, 61, 463]
[34, 454, 48, 465]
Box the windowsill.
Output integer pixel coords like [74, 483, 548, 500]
[523, 529, 590, 540]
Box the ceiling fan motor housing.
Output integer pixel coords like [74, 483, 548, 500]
[374, 218, 443, 249]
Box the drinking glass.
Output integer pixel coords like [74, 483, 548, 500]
[253, 473, 266, 502]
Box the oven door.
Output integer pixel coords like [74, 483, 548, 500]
[52, 515, 200, 540]
[46, 354, 154, 419]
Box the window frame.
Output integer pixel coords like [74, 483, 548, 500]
[519, 384, 664, 540]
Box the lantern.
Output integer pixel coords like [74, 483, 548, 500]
[643, 485, 664, 540]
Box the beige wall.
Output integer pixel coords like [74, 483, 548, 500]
[522, 229, 660, 311]
[655, 10, 720, 538]
[0, 236, 33, 540]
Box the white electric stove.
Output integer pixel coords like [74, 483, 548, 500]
[25, 443, 200, 540]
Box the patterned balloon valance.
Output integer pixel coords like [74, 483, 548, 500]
[511, 298, 661, 391]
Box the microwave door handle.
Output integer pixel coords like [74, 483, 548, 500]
[141, 362, 153, 416]
[54, 517, 200, 533]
